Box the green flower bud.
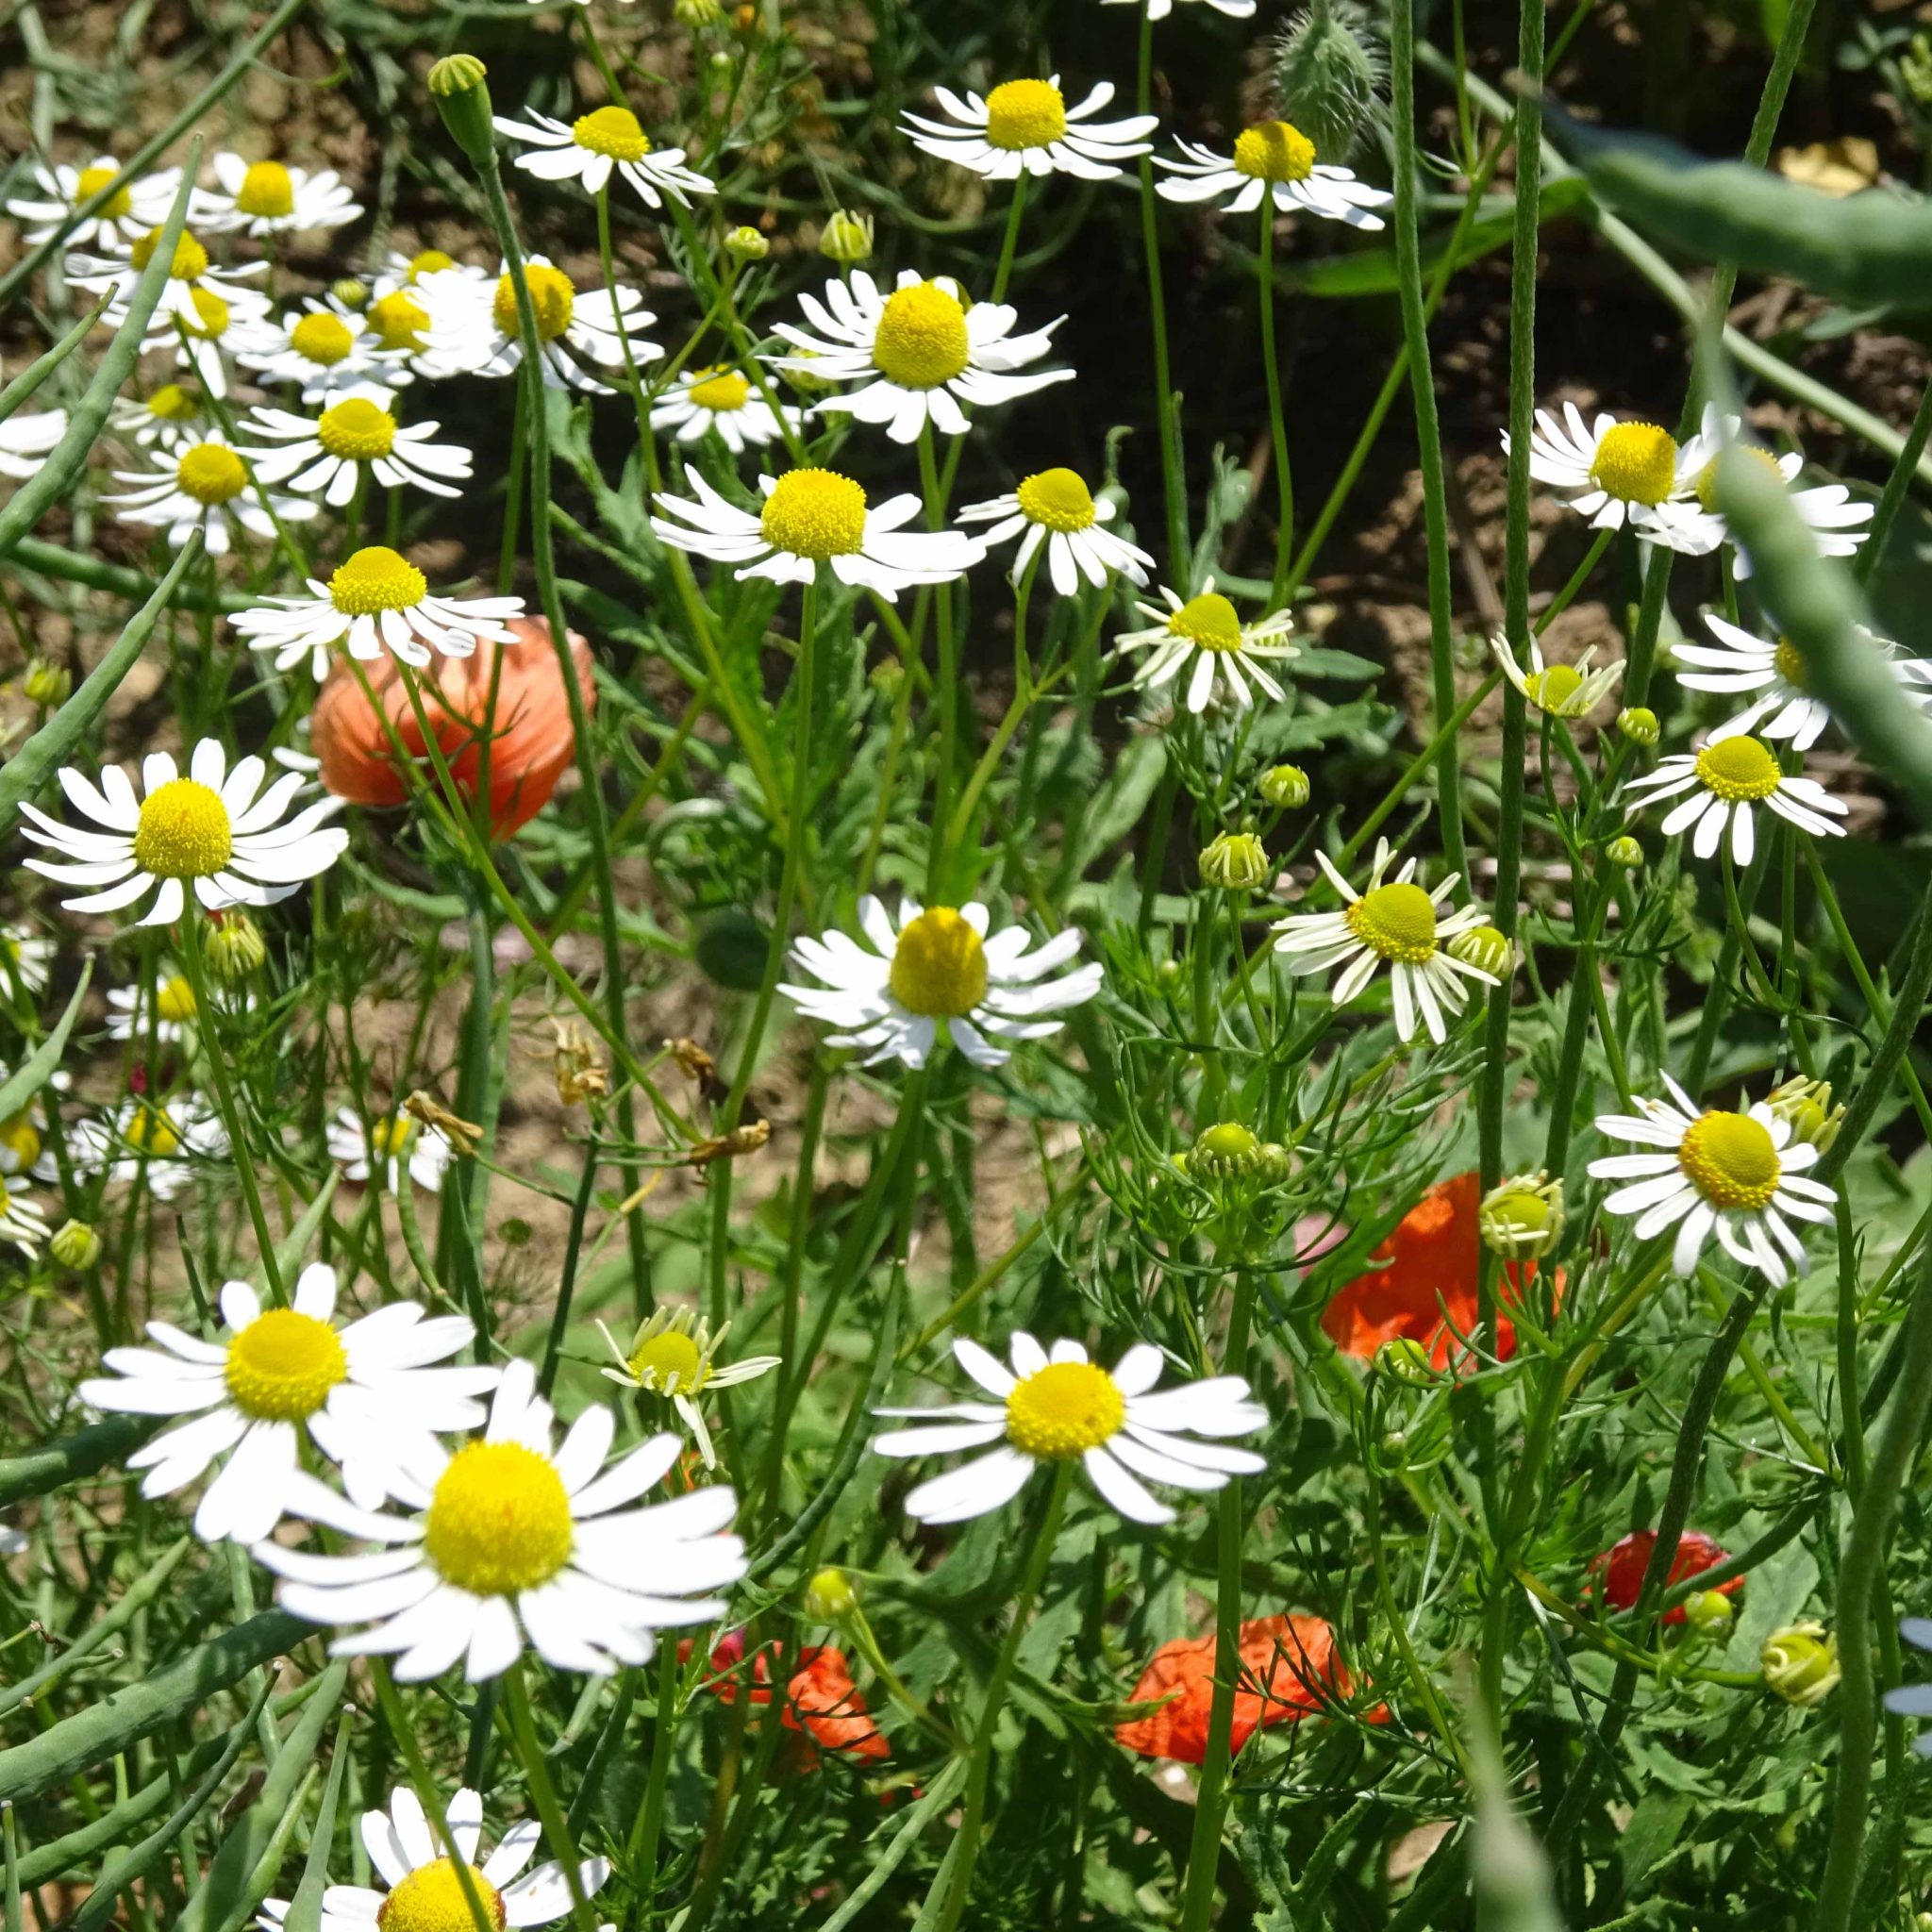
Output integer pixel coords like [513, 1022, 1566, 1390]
[1683, 1590, 1735, 1637]
[1767, 1076, 1843, 1153]
[781, 346, 838, 395]
[1374, 1337, 1436, 1386]
[1617, 706, 1659, 746]
[868, 657, 905, 695]
[675, 0, 725, 22]
[1270, 0, 1387, 166]
[817, 209, 874, 264]
[724, 225, 770, 261]
[23, 658, 71, 708]
[1259, 763, 1311, 809]
[50, 1219, 101, 1271]
[804, 1566, 858, 1621]
[1606, 834, 1644, 871]
[1189, 1121, 1261, 1180]
[331, 277, 370, 311]
[1198, 831, 1271, 891]
[1762, 1622, 1840, 1707]
[208, 910, 267, 983]
[1253, 1141, 1293, 1186]
[1449, 924, 1514, 980]
[428, 56, 495, 166]
[1479, 1171, 1563, 1259]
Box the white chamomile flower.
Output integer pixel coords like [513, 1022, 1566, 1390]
[0, 408, 67, 479]
[258, 1785, 609, 1932]
[103, 430, 317, 554]
[1588, 1075, 1836, 1285]
[1622, 726, 1848, 866]
[1492, 633, 1624, 719]
[415, 258, 659, 391]
[64, 1096, 228, 1201]
[21, 738, 349, 926]
[79, 1265, 497, 1542]
[958, 466, 1154, 593]
[901, 77, 1157, 181]
[0, 1177, 49, 1258]
[327, 1106, 455, 1194]
[492, 105, 715, 208]
[650, 466, 982, 598]
[1884, 1624, 1932, 1753]
[1269, 839, 1497, 1045]
[235, 302, 409, 400]
[1102, 0, 1253, 19]
[649, 366, 801, 452]
[0, 925, 55, 997]
[6, 158, 182, 249]
[233, 544, 525, 675]
[255, 1357, 748, 1681]
[373, 247, 488, 296]
[1661, 406, 1875, 576]
[1156, 120, 1391, 228]
[597, 1308, 781, 1470]
[874, 1333, 1268, 1527]
[1507, 402, 1707, 546]
[771, 270, 1072, 444]
[106, 967, 252, 1044]
[0, 1523, 24, 1557]
[110, 383, 207, 453]
[69, 225, 268, 332]
[240, 383, 472, 507]
[1112, 579, 1298, 713]
[779, 897, 1102, 1069]
[355, 272, 481, 378]
[197, 154, 362, 236]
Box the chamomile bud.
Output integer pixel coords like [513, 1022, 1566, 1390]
[23, 658, 71, 708]
[1617, 706, 1659, 746]
[1683, 1589, 1736, 1638]
[208, 910, 266, 982]
[1449, 924, 1514, 980]
[1259, 763, 1311, 809]
[805, 1566, 858, 1621]
[724, 225, 770, 261]
[1374, 1337, 1436, 1386]
[675, 0, 725, 23]
[1762, 1622, 1840, 1707]
[428, 56, 494, 167]
[331, 277, 370, 310]
[1254, 1141, 1293, 1186]
[1188, 1121, 1262, 1180]
[1479, 1172, 1563, 1259]
[817, 208, 874, 265]
[1606, 834, 1644, 870]
[50, 1219, 101, 1271]
[1199, 831, 1271, 892]
[1767, 1076, 1843, 1152]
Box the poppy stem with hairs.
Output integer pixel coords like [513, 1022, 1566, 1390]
[924, 1462, 1073, 1932]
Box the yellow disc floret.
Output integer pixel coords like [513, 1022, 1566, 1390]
[1588, 423, 1679, 508]
[290, 312, 355, 366]
[1693, 734, 1782, 802]
[180, 288, 231, 341]
[369, 291, 430, 352]
[1015, 467, 1096, 533]
[629, 1327, 705, 1392]
[759, 468, 868, 558]
[124, 1107, 181, 1158]
[872, 281, 971, 390]
[328, 545, 428, 617]
[984, 79, 1068, 151]
[687, 368, 751, 412]
[155, 974, 197, 1024]
[1694, 442, 1785, 513]
[408, 250, 457, 281]
[424, 1441, 575, 1597]
[175, 441, 247, 507]
[129, 226, 209, 279]
[369, 1116, 419, 1159]
[1005, 1360, 1125, 1458]
[888, 908, 989, 1017]
[134, 777, 234, 878]
[493, 265, 575, 341]
[1167, 592, 1245, 654]
[76, 164, 132, 220]
[1233, 120, 1317, 183]
[146, 383, 200, 423]
[236, 161, 296, 220]
[1774, 639, 1808, 689]
[572, 106, 653, 161]
[376, 1861, 507, 1932]
[1677, 1109, 1781, 1210]
[0, 1113, 42, 1174]
[1344, 881, 1439, 964]
[224, 1308, 348, 1421]
[1524, 663, 1583, 712]
[316, 396, 398, 462]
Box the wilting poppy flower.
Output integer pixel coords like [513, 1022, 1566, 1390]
[703, 1633, 890, 1766]
[310, 615, 594, 838]
[1115, 1614, 1369, 1765]
[1589, 1530, 1740, 1625]
[1322, 1172, 1554, 1370]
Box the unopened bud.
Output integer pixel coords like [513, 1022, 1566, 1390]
[1479, 1172, 1563, 1259]
[804, 1566, 858, 1621]
[1253, 1141, 1292, 1186]
[675, 0, 726, 24]
[781, 346, 837, 395]
[50, 1219, 101, 1271]
[427, 57, 495, 166]
[1683, 1589, 1735, 1637]
[1449, 924, 1514, 980]
[1762, 1622, 1840, 1707]
[1187, 1121, 1261, 1180]
[1259, 763, 1310, 809]
[207, 910, 266, 982]
[1767, 1075, 1842, 1152]
[1617, 706, 1659, 746]
[1198, 831, 1271, 891]
[23, 658, 71, 708]
[331, 278, 370, 310]
[1374, 1337, 1436, 1386]
[1606, 834, 1644, 871]
[724, 225, 770, 261]
[817, 209, 874, 264]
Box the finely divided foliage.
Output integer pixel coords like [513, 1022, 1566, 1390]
[5, 1, 1932, 1929]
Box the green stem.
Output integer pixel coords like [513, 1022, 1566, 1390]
[501, 1664, 597, 1932]
[1858, 374, 1932, 585]
[988, 173, 1030, 306]
[1135, 0, 1188, 576]
[1257, 209, 1292, 613]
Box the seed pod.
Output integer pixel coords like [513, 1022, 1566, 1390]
[427, 56, 495, 167]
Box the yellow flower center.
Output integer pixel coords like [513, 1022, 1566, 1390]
[759, 468, 868, 558]
[572, 106, 653, 161]
[1524, 663, 1584, 712]
[124, 1107, 181, 1158]
[370, 1115, 419, 1158]
[423, 1441, 575, 1597]
[408, 249, 457, 281]
[888, 908, 989, 1017]
[1343, 881, 1439, 964]
[1588, 423, 1678, 507]
[155, 974, 197, 1023]
[1015, 466, 1096, 533]
[369, 291, 430, 352]
[493, 265, 575, 342]
[1005, 1360, 1125, 1458]
[0, 1113, 42, 1174]
[376, 1861, 507, 1932]
[687, 368, 752, 412]
[76, 165, 132, 220]
[316, 396, 398, 462]
[1694, 442, 1785, 513]
[1677, 1109, 1781, 1210]
[236, 161, 296, 219]
[1693, 734, 1781, 802]
[224, 1307, 348, 1421]
[984, 79, 1068, 151]
[1774, 639, 1807, 689]
[629, 1329, 705, 1392]
[1489, 1188, 1552, 1234]
[175, 442, 248, 508]
[146, 383, 199, 422]
[1232, 120, 1317, 183]
[129, 226, 209, 279]
[1167, 592, 1244, 653]
[181, 287, 231, 341]
[134, 777, 234, 878]
[328, 545, 429, 616]
[872, 281, 971, 390]
[290, 312, 356, 366]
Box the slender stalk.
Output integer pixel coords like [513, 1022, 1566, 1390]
[1257, 209, 1293, 612]
[1135, 0, 1188, 575]
[1858, 375, 1932, 585]
[501, 1664, 597, 1932]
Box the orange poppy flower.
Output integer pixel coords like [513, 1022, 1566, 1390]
[1321, 1172, 1554, 1370]
[705, 1634, 890, 1765]
[1589, 1530, 1740, 1625]
[1115, 1614, 1363, 1764]
[309, 616, 594, 839]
